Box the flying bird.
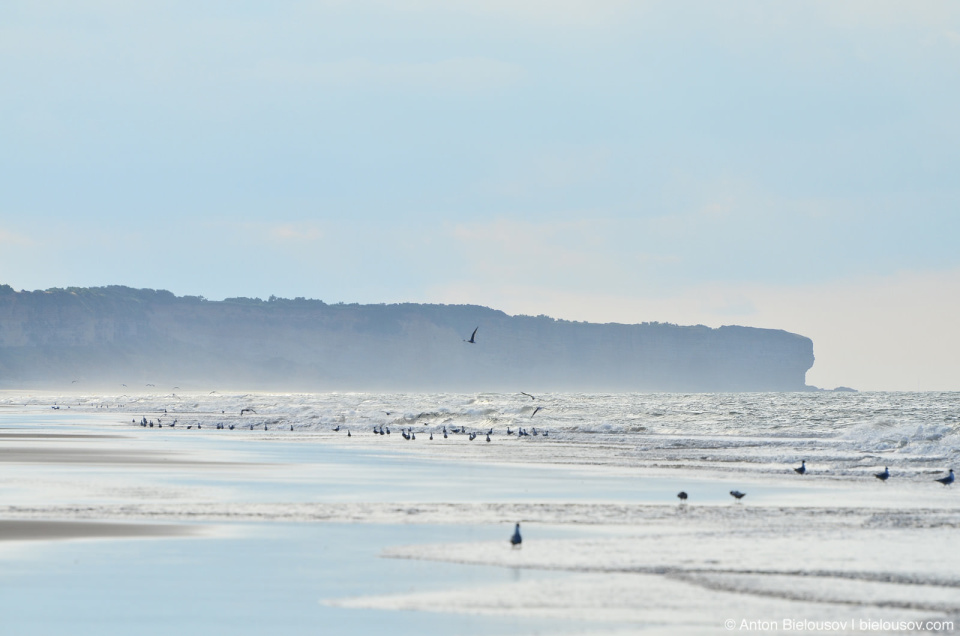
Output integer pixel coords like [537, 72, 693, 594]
[875, 467, 890, 481]
[531, 407, 542, 418]
[240, 408, 256, 416]
[935, 469, 955, 486]
[464, 327, 478, 344]
[794, 460, 807, 475]
[510, 523, 522, 548]
[520, 392, 535, 400]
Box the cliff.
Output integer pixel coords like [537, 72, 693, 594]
[0, 285, 815, 391]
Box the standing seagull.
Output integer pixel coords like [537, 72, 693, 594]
[794, 460, 807, 475]
[730, 490, 746, 500]
[875, 467, 890, 481]
[935, 469, 955, 486]
[464, 327, 478, 344]
[510, 523, 522, 548]
[677, 491, 688, 502]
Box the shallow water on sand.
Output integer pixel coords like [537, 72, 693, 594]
[0, 522, 607, 636]
[2, 395, 959, 634]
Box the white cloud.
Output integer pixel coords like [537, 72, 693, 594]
[248, 56, 523, 93]
[266, 223, 323, 243]
[0, 229, 33, 246]
[369, 0, 643, 28]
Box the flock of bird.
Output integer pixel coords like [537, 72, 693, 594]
[788, 458, 955, 486]
[363, 422, 548, 443]
[676, 460, 955, 504]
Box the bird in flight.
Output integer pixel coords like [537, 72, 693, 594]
[520, 392, 535, 400]
[240, 408, 256, 416]
[464, 327, 478, 344]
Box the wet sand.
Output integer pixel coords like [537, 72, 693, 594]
[1, 397, 959, 634]
[0, 519, 198, 542]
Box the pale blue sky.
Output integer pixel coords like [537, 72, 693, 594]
[2, 2, 959, 390]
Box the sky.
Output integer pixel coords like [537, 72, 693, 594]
[1, 1, 959, 391]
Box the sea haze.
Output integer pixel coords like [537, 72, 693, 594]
[0, 285, 814, 392]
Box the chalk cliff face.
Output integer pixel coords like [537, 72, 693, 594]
[0, 285, 815, 391]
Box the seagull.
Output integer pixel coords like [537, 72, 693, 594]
[935, 469, 955, 486]
[794, 460, 807, 475]
[443, 428, 448, 439]
[520, 392, 535, 400]
[429, 432, 433, 440]
[333, 425, 340, 432]
[240, 408, 256, 416]
[677, 491, 688, 501]
[730, 490, 746, 500]
[486, 434, 491, 442]
[347, 430, 351, 437]
[875, 467, 890, 481]
[464, 326, 478, 344]
[531, 407, 542, 418]
[510, 523, 522, 548]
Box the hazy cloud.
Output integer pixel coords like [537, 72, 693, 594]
[248, 56, 524, 94]
[0, 229, 33, 246]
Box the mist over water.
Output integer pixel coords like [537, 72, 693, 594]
[7, 390, 959, 475]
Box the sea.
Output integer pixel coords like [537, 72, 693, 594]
[0, 390, 957, 634]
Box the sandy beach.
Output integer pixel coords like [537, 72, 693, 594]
[0, 519, 197, 542]
[1, 392, 958, 634]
